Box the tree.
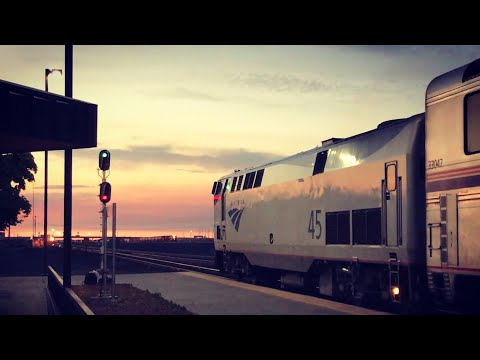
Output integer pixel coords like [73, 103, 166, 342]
[0, 153, 37, 231]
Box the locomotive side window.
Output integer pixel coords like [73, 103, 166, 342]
[386, 162, 397, 192]
[231, 177, 238, 193]
[243, 172, 255, 190]
[215, 181, 223, 195]
[243, 173, 251, 190]
[254, 169, 264, 188]
[223, 179, 229, 194]
[248, 172, 256, 188]
[313, 150, 329, 175]
[236, 175, 244, 191]
[211, 182, 218, 195]
[465, 91, 480, 154]
[326, 211, 350, 244]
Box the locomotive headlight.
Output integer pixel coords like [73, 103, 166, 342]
[391, 286, 400, 297]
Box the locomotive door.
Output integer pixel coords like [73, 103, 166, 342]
[221, 179, 229, 241]
[383, 161, 401, 246]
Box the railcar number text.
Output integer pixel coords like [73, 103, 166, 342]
[427, 159, 443, 169]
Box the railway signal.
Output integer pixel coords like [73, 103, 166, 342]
[99, 182, 111, 204]
[97, 148, 114, 298]
[99, 149, 111, 171]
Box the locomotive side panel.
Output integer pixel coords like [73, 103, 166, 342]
[216, 117, 424, 273]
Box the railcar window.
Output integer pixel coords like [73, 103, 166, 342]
[313, 150, 329, 175]
[211, 182, 217, 195]
[352, 208, 381, 245]
[223, 179, 230, 194]
[236, 175, 244, 191]
[465, 91, 480, 154]
[254, 169, 264, 188]
[326, 211, 350, 244]
[231, 177, 237, 193]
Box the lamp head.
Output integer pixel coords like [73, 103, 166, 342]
[46, 68, 63, 76]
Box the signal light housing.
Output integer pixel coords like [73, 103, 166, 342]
[99, 182, 111, 204]
[99, 149, 111, 171]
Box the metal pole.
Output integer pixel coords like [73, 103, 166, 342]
[102, 203, 108, 296]
[32, 183, 34, 239]
[63, 45, 73, 288]
[112, 203, 116, 299]
[43, 67, 62, 277]
[43, 108, 48, 275]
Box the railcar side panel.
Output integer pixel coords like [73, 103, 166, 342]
[425, 62, 480, 308]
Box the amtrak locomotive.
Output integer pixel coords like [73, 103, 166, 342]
[211, 58, 480, 312]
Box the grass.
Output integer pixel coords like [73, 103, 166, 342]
[72, 283, 195, 315]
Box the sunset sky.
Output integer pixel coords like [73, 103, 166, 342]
[2, 45, 480, 238]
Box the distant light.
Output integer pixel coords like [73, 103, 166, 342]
[101, 152, 108, 158]
[392, 286, 400, 296]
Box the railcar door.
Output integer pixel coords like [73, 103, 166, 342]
[383, 161, 401, 246]
[427, 194, 458, 268]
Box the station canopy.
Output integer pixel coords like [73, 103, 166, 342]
[0, 79, 97, 153]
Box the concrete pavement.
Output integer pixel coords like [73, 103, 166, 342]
[71, 272, 389, 315]
[0, 276, 49, 315]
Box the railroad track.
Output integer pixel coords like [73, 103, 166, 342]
[73, 246, 221, 276]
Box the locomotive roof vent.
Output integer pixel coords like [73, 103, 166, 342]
[321, 137, 344, 146]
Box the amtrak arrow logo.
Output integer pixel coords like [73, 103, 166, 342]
[228, 207, 244, 231]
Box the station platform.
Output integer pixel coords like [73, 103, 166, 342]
[72, 272, 389, 315]
[0, 272, 389, 315]
[0, 276, 49, 315]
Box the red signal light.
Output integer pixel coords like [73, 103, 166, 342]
[99, 182, 111, 204]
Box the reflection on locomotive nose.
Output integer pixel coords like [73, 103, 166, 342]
[339, 152, 359, 167]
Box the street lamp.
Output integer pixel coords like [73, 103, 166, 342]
[43, 68, 63, 275]
[32, 181, 35, 239]
[45, 68, 62, 92]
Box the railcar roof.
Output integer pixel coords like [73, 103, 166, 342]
[427, 58, 480, 101]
